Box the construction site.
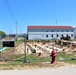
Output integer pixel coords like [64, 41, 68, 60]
[0, 36, 76, 66]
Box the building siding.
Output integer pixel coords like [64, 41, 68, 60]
[74, 27, 76, 38]
[28, 32, 74, 40]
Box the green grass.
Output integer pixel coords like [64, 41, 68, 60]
[56, 52, 76, 64]
[10, 54, 24, 59]
[4, 47, 12, 51]
[0, 53, 51, 66]
[24, 52, 76, 64]
[0, 41, 2, 48]
[0, 52, 76, 70]
[0, 51, 76, 67]
[26, 54, 51, 63]
[6, 52, 76, 64]
[7, 53, 51, 63]
[15, 39, 24, 46]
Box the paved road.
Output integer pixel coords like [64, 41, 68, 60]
[0, 66, 76, 75]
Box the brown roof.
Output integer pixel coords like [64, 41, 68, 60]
[28, 26, 73, 29]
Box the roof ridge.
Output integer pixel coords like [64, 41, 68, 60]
[28, 26, 73, 29]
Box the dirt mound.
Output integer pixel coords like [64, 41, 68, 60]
[14, 42, 24, 54]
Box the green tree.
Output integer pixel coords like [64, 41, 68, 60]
[0, 31, 6, 38]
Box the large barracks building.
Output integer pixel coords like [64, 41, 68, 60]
[27, 26, 76, 40]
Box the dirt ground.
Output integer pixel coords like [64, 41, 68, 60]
[0, 61, 76, 70]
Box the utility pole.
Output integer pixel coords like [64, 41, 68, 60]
[16, 21, 17, 41]
[56, 20, 57, 25]
[20, 29, 21, 37]
[9, 27, 10, 36]
[23, 36, 27, 63]
[23, 34, 30, 63]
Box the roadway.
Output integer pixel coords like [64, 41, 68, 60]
[0, 66, 76, 75]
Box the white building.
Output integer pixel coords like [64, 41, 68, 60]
[27, 26, 74, 40]
[74, 27, 76, 39]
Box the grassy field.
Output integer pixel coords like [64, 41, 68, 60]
[0, 52, 76, 65]
[15, 38, 24, 46]
[57, 52, 76, 64]
[0, 52, 76, 70]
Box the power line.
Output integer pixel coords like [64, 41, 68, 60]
[4, 0, 18, 36]
[4, 0, 16, 21]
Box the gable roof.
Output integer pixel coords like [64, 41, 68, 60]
[28, 26, 73, 29]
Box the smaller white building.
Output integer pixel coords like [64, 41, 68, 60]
[74, 27, 76, 39]
[27, 26, 74, 40]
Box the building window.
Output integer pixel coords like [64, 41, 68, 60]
[51, 34, 53, 37]
[46, 35, 48, 37]
[71, 34, 73, 37]
[67, 34, 68, 36]
[57, 34, 58, 37]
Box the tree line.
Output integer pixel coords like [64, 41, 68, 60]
[0, 31, 6, 38]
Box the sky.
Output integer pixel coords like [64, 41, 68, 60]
[0, 0, 76, 34]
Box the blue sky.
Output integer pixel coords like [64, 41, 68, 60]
[0, 0, 76, 34]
